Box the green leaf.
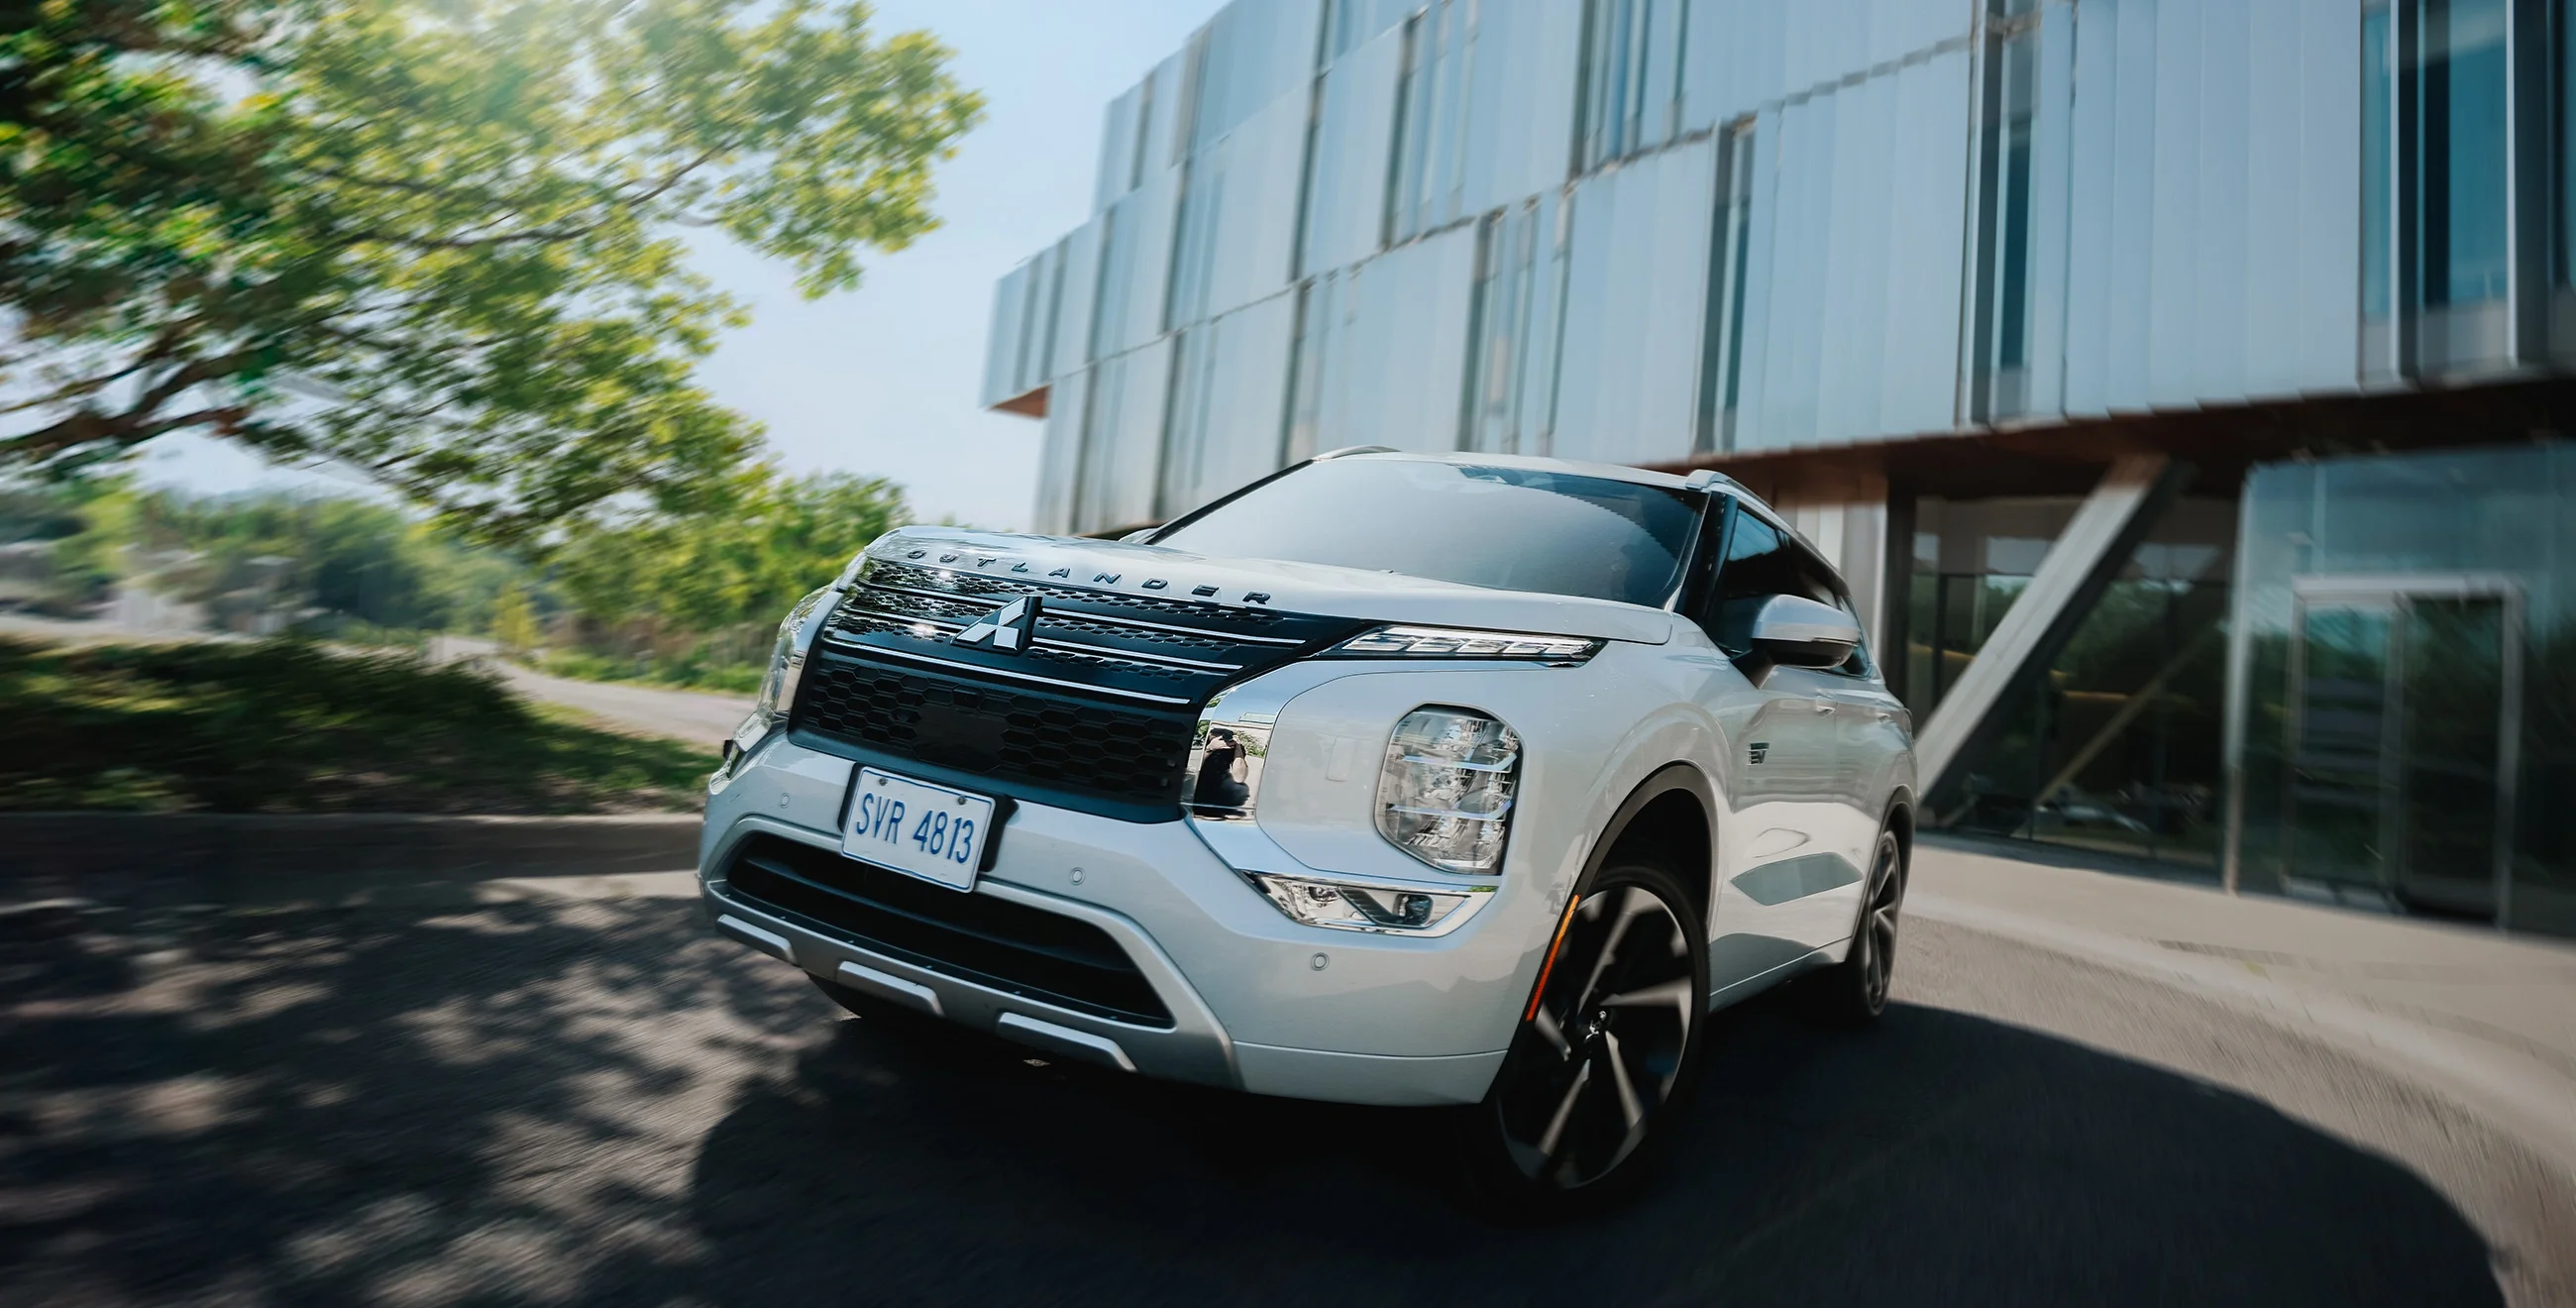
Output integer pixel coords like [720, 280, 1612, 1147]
[1, 0, 983, 548]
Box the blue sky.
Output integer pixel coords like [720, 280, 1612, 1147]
[149, 0, 1223, 530]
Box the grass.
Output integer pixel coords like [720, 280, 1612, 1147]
[0, 638, 712, 814]
[535, 648, 767, 696]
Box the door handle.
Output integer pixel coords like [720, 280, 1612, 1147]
[1813, 697, 1835, 713]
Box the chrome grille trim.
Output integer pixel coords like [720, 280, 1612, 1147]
[831, 605, 1247, 673]
[1054, 608, 1307, 646]
[850, 578, 1308, 646]
[816, 641, 1196, 707]
[837, 603, 961, 629]
[856, 581, 1005, 609]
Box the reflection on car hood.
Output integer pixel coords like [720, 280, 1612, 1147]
[868, 526, 1679, 645]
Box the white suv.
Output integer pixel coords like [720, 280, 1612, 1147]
[699, 450, 1916, 1207]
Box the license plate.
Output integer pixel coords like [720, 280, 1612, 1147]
[839, 768, 996, 892]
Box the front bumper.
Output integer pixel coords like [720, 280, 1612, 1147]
[698, 737, 1531, 1107]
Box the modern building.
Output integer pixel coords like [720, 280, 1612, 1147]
[980, 0, 2576, 940]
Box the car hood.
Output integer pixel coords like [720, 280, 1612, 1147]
[865, 526, 1680, 645]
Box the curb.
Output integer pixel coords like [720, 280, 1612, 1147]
[0, 813, 703, 906]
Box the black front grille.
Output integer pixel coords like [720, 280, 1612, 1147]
[788, 549, 1366, 819]
[722, 833, 1172, 1027]
[796, 659, 1190, 810]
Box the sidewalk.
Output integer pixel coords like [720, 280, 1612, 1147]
[487, 660, 751, 745]
[1909, 836, 2576, 1180]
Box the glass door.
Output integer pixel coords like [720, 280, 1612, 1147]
[2287, 580, 2521, 922]
[2393, 595, 2516, 919]
[2287, 600, 2400, 905]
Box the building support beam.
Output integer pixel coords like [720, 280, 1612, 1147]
[1912, 453, 2193, 802]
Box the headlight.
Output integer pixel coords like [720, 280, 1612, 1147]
[1182, 693, 1503, 935]
[1376, 707, 1520, 873]
[1327, 625, 1602, 664]
[720, 585, 837, 776]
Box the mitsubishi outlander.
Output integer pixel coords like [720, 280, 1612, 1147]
[699, 449, 1916, 1208]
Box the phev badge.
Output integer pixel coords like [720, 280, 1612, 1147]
[952, 597, 1038, 654]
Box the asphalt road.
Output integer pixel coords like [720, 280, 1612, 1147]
[4, 891, 2568, 1307]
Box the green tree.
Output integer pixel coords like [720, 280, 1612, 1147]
[0, 475, 134, 611]
[2, 0, 980, 547]
[489, 580, 540, 656]
[89, 487, 529, 634]
[554, 468, 907, 641]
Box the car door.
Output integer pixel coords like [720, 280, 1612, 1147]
[1793, 559, 1904, 950]
[1819, 609, 1909, 867]
[1693, 503, 1852, 980]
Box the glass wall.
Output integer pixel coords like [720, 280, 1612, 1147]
[1385, 0, 1472, 244]
[1695, 121, 1756, 455]
[1913, 494, 2237, 874]
[1459, 196, 1568, 458]
[1297, 21, 1402, 278]
[1156, 293, 1299, 518]
[997, 0, 2576, 548]
[1167, 91, 1306, 331]
[1900, 497, 2071, 721]
[2230, 443, 2576, 936]
[2363, 0, 2399, 379]
[1575, 0, 1687, 172]
[1071, 342, 1172, 533]
[1551, 136, 1719, 466]
[1733, 45, 1975, 452]
[2407, 0, 2514, 374]
[1970, 0, 2073, 423]
[2550, 0, 2576, 361]
[1279, 225, 1478, 458]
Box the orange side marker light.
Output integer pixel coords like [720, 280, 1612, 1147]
[1523, 892, 1584, 1023]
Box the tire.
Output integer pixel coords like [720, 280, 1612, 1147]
[1791, 826, 1906, 1027]
[1459, 855, 1711, 1218]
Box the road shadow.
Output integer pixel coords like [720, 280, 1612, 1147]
[0, 895, 812, 1306]
[677, 996, 2501, 1308]
[0, 894, 2505, 1306]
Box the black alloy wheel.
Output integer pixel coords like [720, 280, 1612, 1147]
[1858, 830, 1904, 1011]
[1465, 859, 1709, 1212]
[1794, 827, 1906, 1026]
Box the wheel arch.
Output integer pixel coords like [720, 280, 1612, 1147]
[1881, 786, 1917, 870]
[1587, 762, 1720, 936]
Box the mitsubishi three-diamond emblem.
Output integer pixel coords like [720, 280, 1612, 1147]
[951, 597, 1039, 654]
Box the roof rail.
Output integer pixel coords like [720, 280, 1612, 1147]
[1313, 445, 1397, 461]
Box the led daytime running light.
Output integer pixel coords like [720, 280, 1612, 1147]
[1332, 625, 1602, 663]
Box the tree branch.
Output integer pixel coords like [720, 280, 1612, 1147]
[334, 147, 728, 251]
[4, 404, 253, 460]
[2, 341, 269, 458]
[0, 318, 203, 415]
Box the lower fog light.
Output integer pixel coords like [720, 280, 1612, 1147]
[1244, 871, 1490, 934]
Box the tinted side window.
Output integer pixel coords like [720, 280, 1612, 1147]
[1714, 511, 1809, 609]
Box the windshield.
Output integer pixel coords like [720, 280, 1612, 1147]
[1151, 458, 1702, 607]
